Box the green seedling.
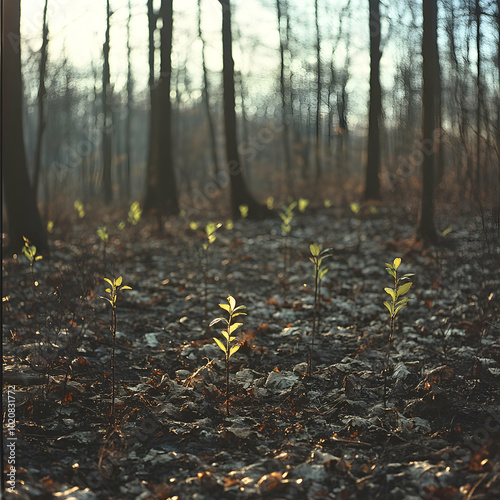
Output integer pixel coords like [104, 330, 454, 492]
[383, 257, 414, 407]
[100, 276, 132, 419]
[279, 201, 297, 284]
[298, 198, 309, 213]
[202, 222, 222, 311]
[97, 226, 109, 270]
[308, 243, 333, 376]
[74, 200, 85, 218]
[210, 294, 246, 416]
[128, 201, 142, 225]
[22, 236, 43, 287]
[324, 199, 331, 208]
[267, 196, 274, 210]
[239, 205, 249, 218]
[47, 220, 54, 233]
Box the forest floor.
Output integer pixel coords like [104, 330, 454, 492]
[2, 205, 500, 500]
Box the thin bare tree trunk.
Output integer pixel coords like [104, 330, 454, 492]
[277, 0, 293, 193]
[125, 0, 133, 200]
[33, 0, 49, 201]
[363, 0, 382, 200]
[416, 0, 439, 243]
[314, 0, 322, 184]
[102, 0, 113, 204]
[198, 0, 220, 179]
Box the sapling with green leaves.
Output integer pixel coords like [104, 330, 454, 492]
[382, 258, 414, 406]
[210, 294, 246, 416]
[100, 276, 132, 419]
[202, 222, 222, 310]
[279, 201, 297, 282]
[22, 236, 43, 288]
[308, 243, 333, 376]
[127, 201, 142, 225]
[97, 226, 109, 269]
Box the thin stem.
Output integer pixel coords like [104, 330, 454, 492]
[309, 262, 320, 377]
[226, 314, 232, 416]
[111, 304, 117, 419]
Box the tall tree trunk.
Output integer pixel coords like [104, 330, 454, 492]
[475, 0, 482, 189]
[277, 0, 293, 194]
[219, 0, 267, 218]
[125, 0, 133, 200]
[363, 0, 382, 200]
[2, 0, 48, 255]
[198, 0, 220, 179]
[102, 0, 113, 204]
[314, 0, 322, 184]
[33, 0, 49, 201]
[144, 0, 179, 215]
[416, 0, 439, 243]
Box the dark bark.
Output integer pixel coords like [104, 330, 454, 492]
[33, 0, 49, 201]
[125, 0, 133, 200]
[2, 0, 48, 255]
[198, 0, 220, 179]
[363, 0, 382, 200]
[102, 0, 113, 204]
[416, 0, 439, 243]
[143, 0, 179, 216]
[219, 0, 268, 219]
[475, 0, 483, 188]
[314, 0, 322, 184]
[277, 0, 293, 193]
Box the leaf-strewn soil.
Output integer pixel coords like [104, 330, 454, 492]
[2, 206, 500, 499]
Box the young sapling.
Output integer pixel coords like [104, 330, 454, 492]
[210, 294, 246, 415]
[308, 243, 333, 376]
[22, 236, 43, 288]
[127, 201, 142, 226]
[279, 201, 297, 284]
[100, 276, 132, 419]
[382, 257, 414, 407]
[97, 226, 109, 269]
[202, 222, 222, 310]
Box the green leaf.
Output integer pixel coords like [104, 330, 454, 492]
[384, 287, 396, 301]
[222, 331, 230, 341]
[310, 243, 321, 256]
[298, 198, 309, 212]
[319, 268, 329, 280]
[209, 317, 223, 327]
[116, 276, 123, 287]
[393, 257, 401, 269]
[397, 282, 412, 297]
[105, 288, 111, 294]
[401, 273, 415, 280]
[227, 295, 236, 311]
[214, 337, 226, 353]
[394, 302, 408, 315]
[121, 285, 132, 291]
[104, 278, 114, 286]
[383, 301, 393, 315]
[385, 267, 396, 278]
[350, 202, 360, 214]
[229, 344, 241, 358]
[395, 298, 409, 307]
[232, 311, 247, 317]
[218, 303, 231, 313]
[228, 322, 243, 334]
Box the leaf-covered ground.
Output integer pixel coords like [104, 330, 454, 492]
[2, 206, 500, 499]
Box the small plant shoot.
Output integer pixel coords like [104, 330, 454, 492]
[100, 276, 132, 419]
[22, 236, 42, 287]
[298, 198, 309, 213]
[308, 243, 333, 376]
[382, 258, 414, 407]
[202, 223, 222, 310]
[74, 200, 85, 218]
[127, 201, 142, 225]
[210, 295, 246, 415]
[279, 201, 297, 284]
[239, 205, 249, 218]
